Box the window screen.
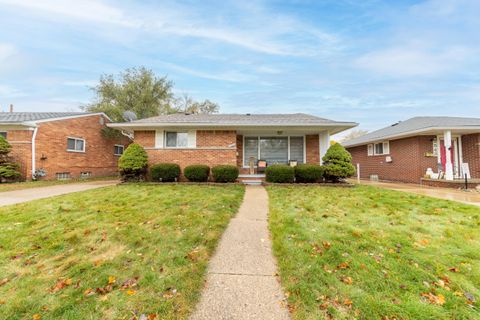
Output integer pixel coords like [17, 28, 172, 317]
[289, 137, 304, 163]
[166, 132, 188, 147]
[244, 137, 259, 166]
[260, 137, 288, 164]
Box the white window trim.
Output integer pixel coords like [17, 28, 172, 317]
[242, 135, 306, 168]
[114, 144, 124, 156]
[66, 137, 86, 153]
[368, 141, 390, 156]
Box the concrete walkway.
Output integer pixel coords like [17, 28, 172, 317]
[191, 185, 290, 320]
[355, 180, 480, 207]
[0, 180, 119, 207]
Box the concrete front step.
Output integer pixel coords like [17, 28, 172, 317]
[240, 180, 263, 185]
[238, 174, 265, 185]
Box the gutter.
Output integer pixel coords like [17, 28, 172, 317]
[31, 126, 38, 180]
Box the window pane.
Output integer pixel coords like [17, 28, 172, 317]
[177, 132, 188, 147]
[166, 132, 177, 147]
[375, 143, 383, 155]
[260, 137, 288, 164]
[0, 132, 6, 139]
[289, 137, 304, 163]
[67, 138, 76, 150]
[244, 137, 258, 166]
[76, 139, 84, 151]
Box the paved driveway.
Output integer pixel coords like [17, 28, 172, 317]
[355, 180, 480, 207]
[0, 180, 119, 207]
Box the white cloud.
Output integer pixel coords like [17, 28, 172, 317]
[0, 84, 24, 97]
[355, 46, 472, 77]
[0, 43, 16, 63]
[158, 62, 252, 83]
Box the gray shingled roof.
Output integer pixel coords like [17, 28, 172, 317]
[343, 116, 480, 147]
[0, 112, 94, 123]
[128, 113, 352, 125]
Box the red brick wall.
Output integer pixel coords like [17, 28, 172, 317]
[33, 115, 128, 180]
[347, 136, 438, 184]
[462, 133, 480, 179]
[236, 135, 243, 167]
[197, 130, 236, 147]
[5, 129, 33, 179]
[306, 134, 319, 164]
[134, 131, 155, 148]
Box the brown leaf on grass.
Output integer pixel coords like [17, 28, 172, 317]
[101, 231, 107, 242]
[127, 289, 136, 295]
[162, 288, 177, 299]
[49, 278, 72, 293]
[464, 292, 476, 305]
[448, 267, 459, 273]
[323, 265, 333, 273]
[319, 302, 329, 310]
[0, 300, 5, 305]
[186, 248, 200, 261]
[95, 285, 113, 295]
[108, 276, 116, 285]
[343, 298, 353, 307]
[342, 277, 353, 285]
[41, 306, 49, 311]
[84, 288, 95, 296]
[311, 243, 323, 256]
[337, 262, 349, 270]
[418, 239, 430, 246]
[32, 314, 41, 320]
[0, 278, 9, 287]
[421, 292, 446, 305]
[322, 241, 331, 249]
[121, 277, 139, 289]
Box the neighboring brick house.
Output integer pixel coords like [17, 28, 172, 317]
[109, 113, 357, 182]
[343, 117, 480, 187]
[0, 112, 129, 180]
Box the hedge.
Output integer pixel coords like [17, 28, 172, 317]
[322, 143, 355, 182]
[212, 165, 239, 183]
[150, 163, 180, 182]
[184, 165, 210, 182]
[294, 164, 324, 183]
[118, 143, 148, 182]
[265, 164, 295, 183]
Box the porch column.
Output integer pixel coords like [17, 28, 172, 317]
[443, 130, 454, 181]
[319, 131, 330, 165]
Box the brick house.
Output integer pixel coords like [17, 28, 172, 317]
[109, 113, 357, 182]
[343, 117, 480, 187]
[0, 112, 129, 180]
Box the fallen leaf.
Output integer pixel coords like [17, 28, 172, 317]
[343, 298, 353, 306]
[421, 292, 446, 305]
[127, 289, 136, 295]
[84, 288, 95, 296]
[418, 239, 429, 246]
[337, 262, 349, 269]
[342, 277, 353, 285]
[322, 241, 331, 249]
[448, 267, 459, 273]
[32, 314, 41, 320]
[148, 315, 157, 320]
[108, 276, 116, 285]
[50, 279, 72, 293]
[121, 277, 139, 289]
[0, 278, 9, 287]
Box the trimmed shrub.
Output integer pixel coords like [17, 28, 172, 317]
[295, 164, 324, 183]
[118, 143, 148, 181]
[150, 163, 180, 182]
[0, 136, 21, 183]
[184, 165, 210, 182]
[265, 164, 295, 183]
[212, 165, 239, 183]
[322, 143, 355, 182]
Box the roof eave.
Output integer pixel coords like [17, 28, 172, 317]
[107, 122, 358, 129]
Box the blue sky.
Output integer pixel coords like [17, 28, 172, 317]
[0, 0, 479, 135]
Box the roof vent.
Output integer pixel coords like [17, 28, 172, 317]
[391, 121, 401, 127]
[246, 113, 251, 116]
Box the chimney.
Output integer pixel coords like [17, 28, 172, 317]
[9, 104, 13, 113]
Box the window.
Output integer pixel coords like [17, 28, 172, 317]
[0, 132, 6, 139]
[114, 144, 124, 156]
[432, 138, 439, 156]
[165, 132, 188, 148]
[80, 171, 92, 179]
[368, 141, 390, 156]
[67, 137, 85, 152]
[56, 172, 71, 180]
[243, 136, 305, 166]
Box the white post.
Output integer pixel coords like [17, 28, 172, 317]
[357, 163, 360, 182]
[444, 130, 454, 181]
[319, 131, 330, 165]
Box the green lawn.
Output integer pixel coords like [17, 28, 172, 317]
[267, 185, 480, 320]
[0, 184, 244, 319]
[0, 176, 118, 193]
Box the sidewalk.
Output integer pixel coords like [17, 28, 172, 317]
[191, 185, 290, 320]
[0, 180, 118, 207]
[355, 179, 480, 207]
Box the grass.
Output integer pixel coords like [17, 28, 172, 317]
[267, 185, 480, 320]
[0, 184, 244, 319]
[0, 176, 118, 193]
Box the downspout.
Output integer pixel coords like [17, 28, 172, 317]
[31, 126, 38, 180]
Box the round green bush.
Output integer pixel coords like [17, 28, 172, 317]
[294, 164, 324, 183]
[184, 165, 210, 182]
[265, 164, 295, 183]
[212, 165, 239, 183]
[118, 143, 148, 181]
[322, 143, 355, 182]
[150, 163, 180, 182]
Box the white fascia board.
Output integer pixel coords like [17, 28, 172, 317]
[107, 122, 358, 130]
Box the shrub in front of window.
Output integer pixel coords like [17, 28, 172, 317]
[150, 163, 181, 182]
[0, 136, 21, 183]
[118, 143, 148, 182]
[184, 165, 210, 182]
[322, 143, 355, 182]
[212, 165, 239, 183]
[294, 164, 324, 183]
[265, 164, 295, 183]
